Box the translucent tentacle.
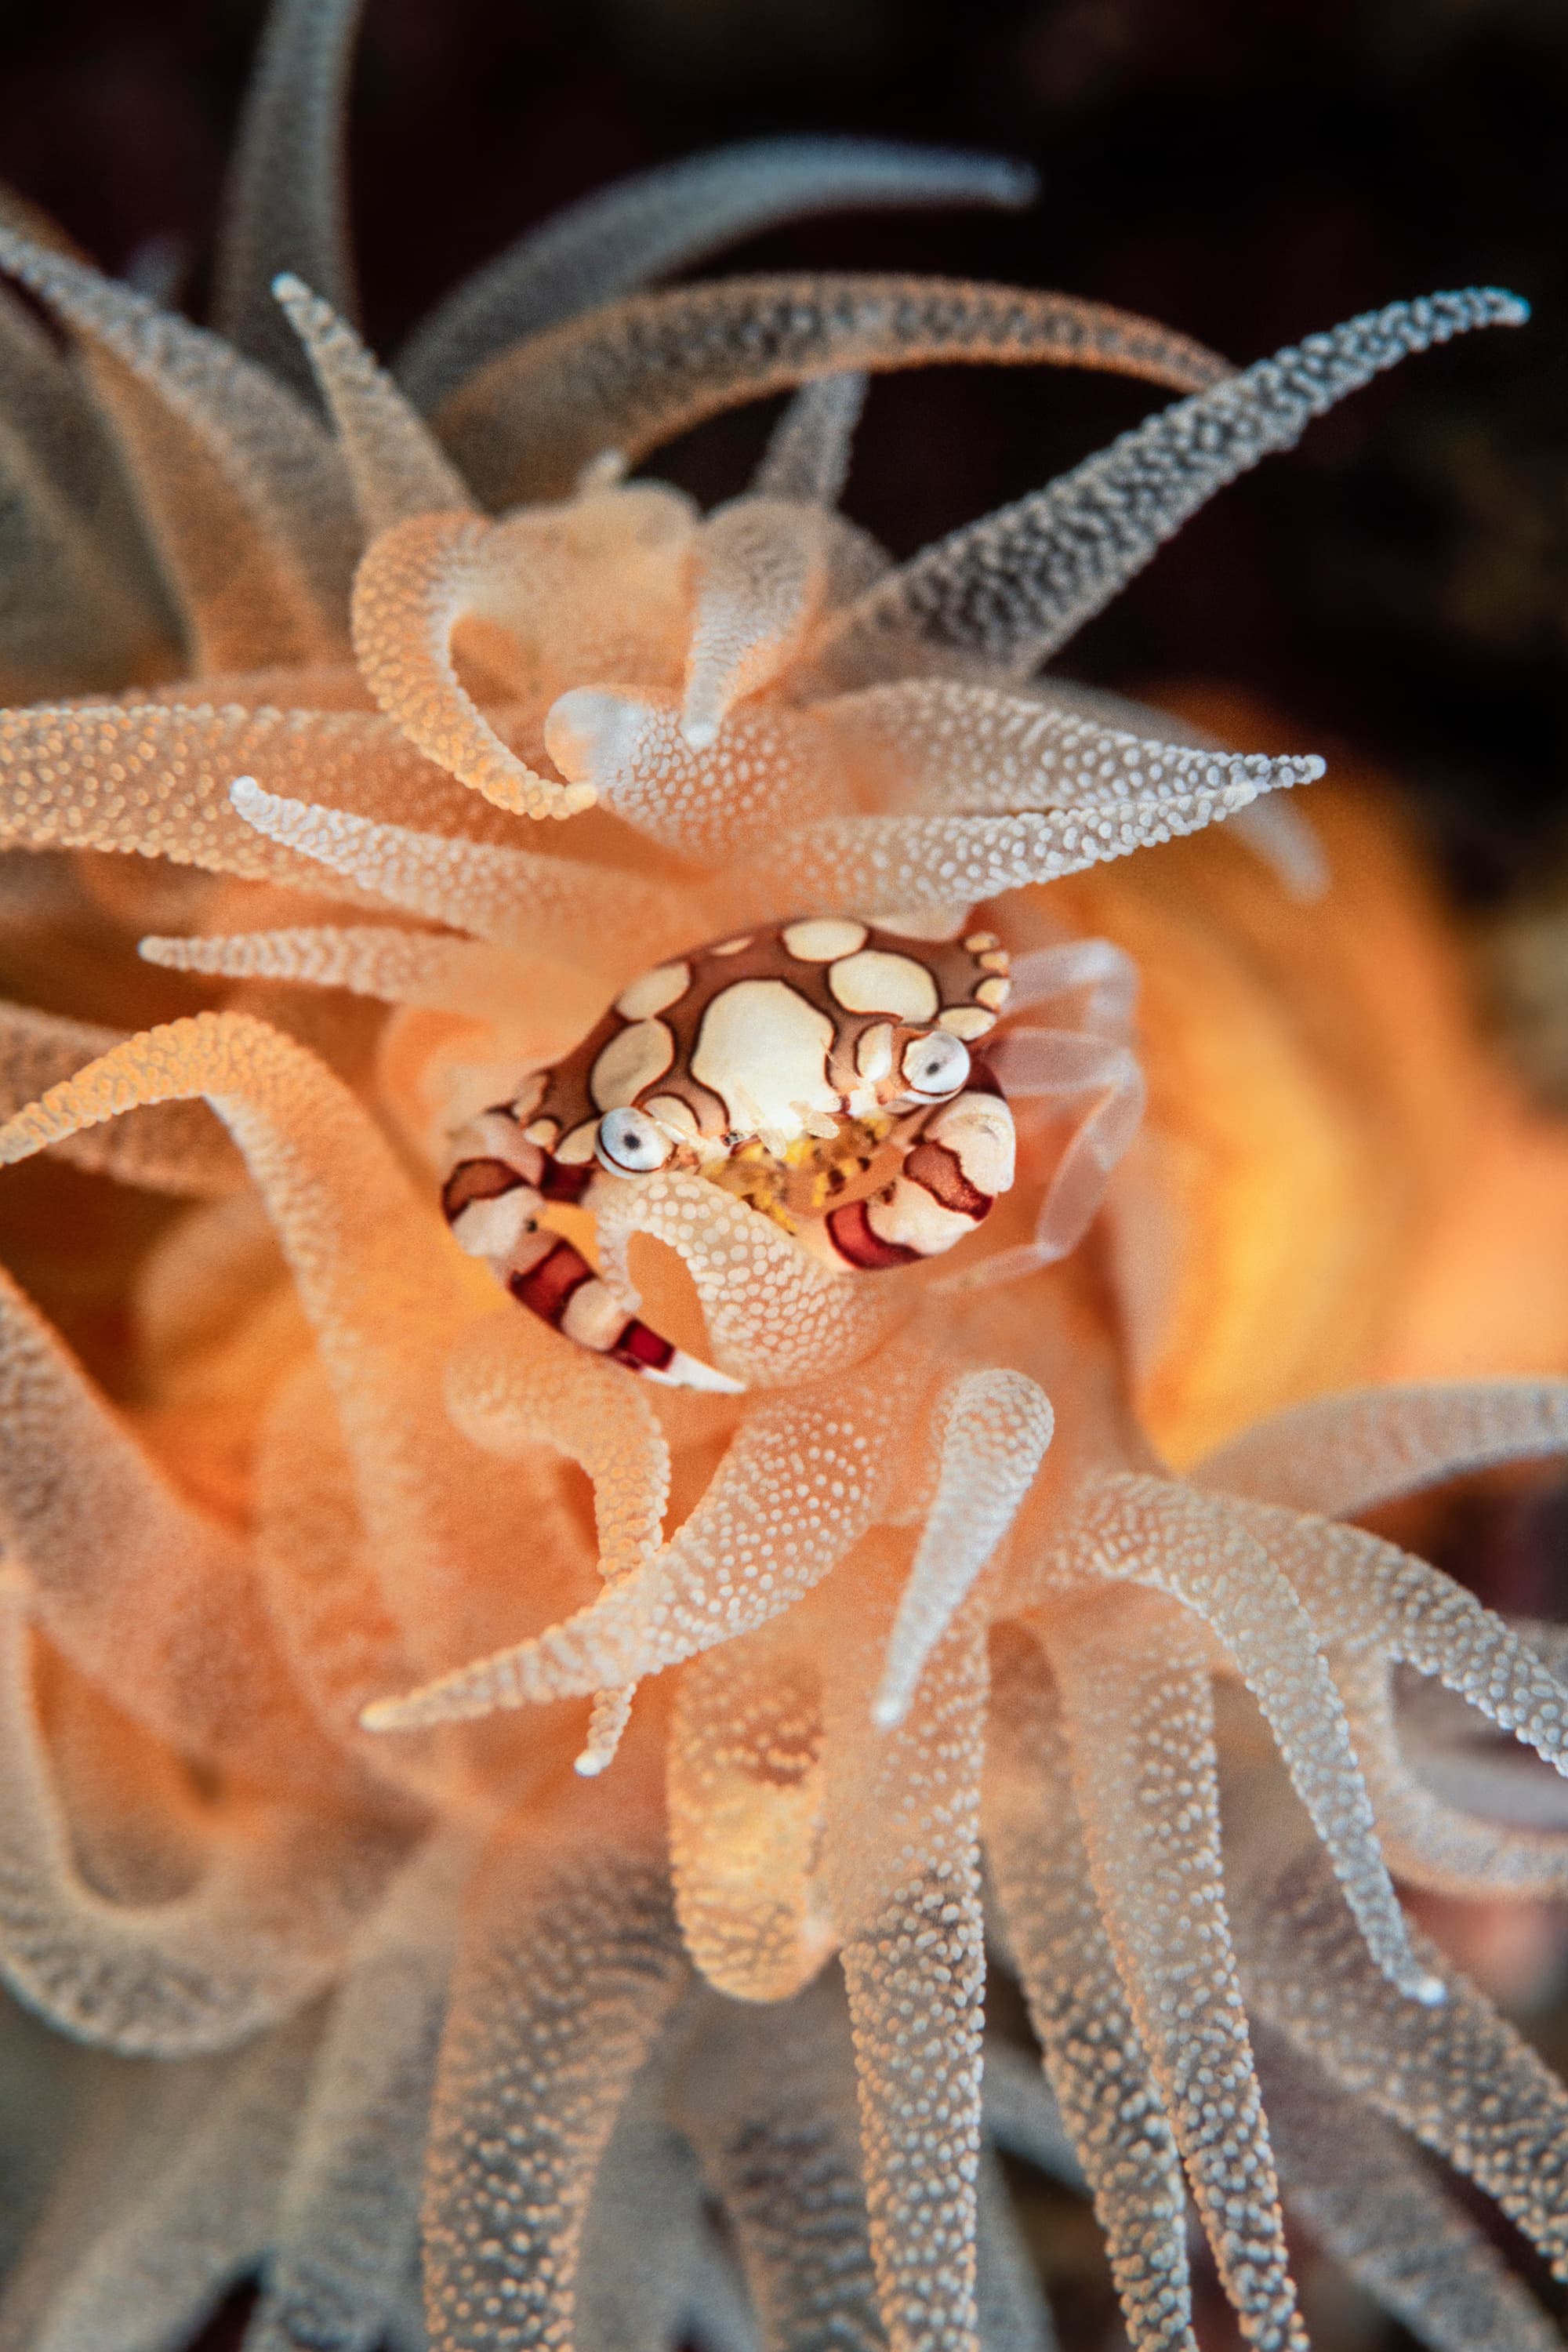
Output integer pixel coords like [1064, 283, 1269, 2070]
[681, 498, 829, 749]
[0, 699, 520, 890]
[247, 1833, 470, 2352]
[363, 1360, 927, 1727]
[398, 138, 1037, 413]
[873, 1369, 1051, 1726]
[812, 289, 1526, 688]
[978, 2041, 1081, 2189]
[0, 1012, 520, 1672]
[575, 2042, 705, 2352]
[1062, 1475, 1439, 2002]
[985, 1633, 1196, 2352]
[820, 677, 1327, 817]
[0, 227, 359, 670]
[229, 778, 691, 956]
[1195, 1380, 1568, 1517]
[543, 689, 841, 862]
[825, 1584, 989, 2352]
[975, 2147, 1056, 2352]
[721, 764, 1315, 921]
[670, 1971, 884, 2352]
[140, 924, 530, 1017]
[1253, 2020, 1563, 2352]
[15, 2013, 320, 2352]
[349, 508, 613, 818]
[1331, 1645, 1568, 1899]
[0, 1001, 241, 1196]
[1044, 1590, 1308, 2351]
[0, 1261, 344, 1790]
[668, 1630, 831, 2002]
[213, 0, 365, 397]
[274, 274, 476, 534]
[950, 1028, 1145, 1287]
[0, 1592, 395, 2056]
[438, 274, 1232, 508]
[753, 370, 869, 506]
[588, 1163, 902, 1388]
[444, 1311, 670, 1776]
[1225, 1498, 1568, 1790]
[424, 1821, 691, 2352]
[1232, 1790, 1568, 2281]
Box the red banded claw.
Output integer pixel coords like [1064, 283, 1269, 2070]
[440, 918, 1016, 1388]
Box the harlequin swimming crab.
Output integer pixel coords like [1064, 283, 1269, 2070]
[441, 919, 1143, 1387]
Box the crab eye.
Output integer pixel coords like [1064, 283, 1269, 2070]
[594, 1106, 673, 1174]
[901, 1031, 971, 1102]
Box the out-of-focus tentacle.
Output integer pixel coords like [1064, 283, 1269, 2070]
[247, 1832, 470, 2352]
[398, 140, 1038, 413]
[140, 924, 532, 1018]
[668, 1629, 831, 2002]
[1195, 1380, 1568, 1518]
[213, 0, 365, 398]
[2, 2012, 321, 2352]
[753, 370, 869, 507]
[1058, 1475, 1440, 2002]
[0, 1001, 241, 1195]
[574, 2034, 706, 2352]
[437, 274, 1232, 507]
[811, 289, 1526, 689]
[0, 227, 359, 670]
[976, 2147, 1057, 2352]
[670, 1971, 884, 2352]
[1253, 2019, 1563, 2352]
[1232, 1787, 1568, 2281]
[424, 1819, 691, 2352]
[274, 274, 477, 532]
[985, 1632, 1196, 2352]
[1045, 1589, 1308, 2352]
[0, 1262, 346, 1791]
[0, 1592, 397, 2057]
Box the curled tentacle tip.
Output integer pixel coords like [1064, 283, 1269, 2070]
[573, 1749, 610, 1778]
[870, 1691, 908, 1731]
[680, 716, 720, 753]
[543, 687, 642, 787]
[270, 270, 312, 304]
[1411, 1969, 1449, 2009]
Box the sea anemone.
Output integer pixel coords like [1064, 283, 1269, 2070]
[0, 5, 1566, 2350]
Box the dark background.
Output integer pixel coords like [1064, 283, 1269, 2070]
[0, 0, 1565, 906]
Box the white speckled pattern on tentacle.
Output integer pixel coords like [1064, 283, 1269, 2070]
[440, 917, 1019, 1385]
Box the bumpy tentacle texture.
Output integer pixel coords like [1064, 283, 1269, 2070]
[0, 227, 359, 671]
[810, 289, 1526, 688]
[274, 274, 476, 533]
[398, 138, 1037, 413]
[1232, 1778, 1568, 2281]
[1253, 2021, 1563, 2352]
[0, 25, 1556, 2347]
[348, 486, 698, 819]
[670, 1972, 885, 2352]
[985, 1634, 1197, 2352]
[437, 276, 1232, 506]
[363, 1357, 929, 1730]
[423, 1820, 691, 2352]
[213, 0, 365, 397]
[1043, 1590, 1309, 2352]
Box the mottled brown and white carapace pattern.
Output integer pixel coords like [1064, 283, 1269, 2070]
[441, 919, 1014, 1386]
